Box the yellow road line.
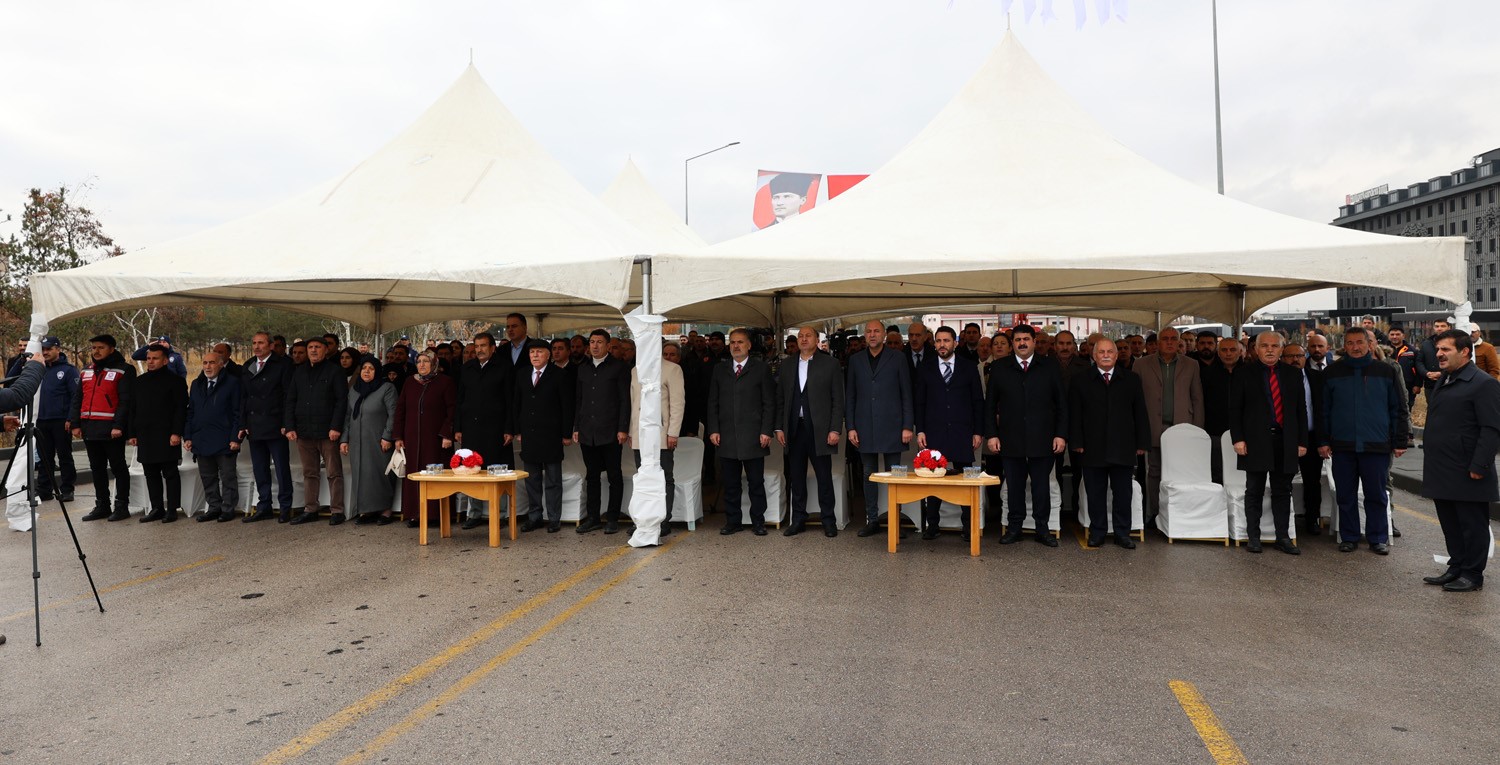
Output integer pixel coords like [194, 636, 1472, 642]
[0, 555, 224, 624]
[1070, 522, 1095, 550]
[336, 536, 683, 765]
[1170, 680, 1249, 765]
[1392, 502, 1440, 526]
[256, 544, 633, 765]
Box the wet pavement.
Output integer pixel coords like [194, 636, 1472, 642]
[2, 484, 1497, 764]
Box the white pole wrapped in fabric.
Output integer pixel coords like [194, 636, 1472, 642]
[626, 306, 667, 547]
[5, 438, 34, 532]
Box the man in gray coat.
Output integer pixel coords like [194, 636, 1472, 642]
[1421, 329, 1500, 592]
[707, 328, 775, 536]
[775, 326, 844, 538]
[1134, 327, 1204, 521]
[846, 319, 914, 537]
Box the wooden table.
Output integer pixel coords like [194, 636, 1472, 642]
[405, 470, 529, 547]
[869, 472, 1001, 557]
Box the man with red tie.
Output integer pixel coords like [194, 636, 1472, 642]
[1230, 332, 1309, 554]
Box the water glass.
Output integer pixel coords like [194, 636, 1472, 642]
[963, 466, 982, 480]
[891, 465, 909, 478]
[425, 463, 443, 474]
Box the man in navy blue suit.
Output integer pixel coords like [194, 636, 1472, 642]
[985, 324, 1068, 547]
[914, 326, 985, 540]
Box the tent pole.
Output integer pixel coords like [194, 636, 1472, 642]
[1154, 311, 1162, 334]
[1232, 285, 1247, 341]
[372, 299, 387, 355]
[772, 291, 785, 345]
[638, 256, 653, 314]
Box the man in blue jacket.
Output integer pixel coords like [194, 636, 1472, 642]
[35, 337, 79, 502]
[131, 335, 187, 378]
[1319, 327, 1412, 554]
[184, 351, 242, 522]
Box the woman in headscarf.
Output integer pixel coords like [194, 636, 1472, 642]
[393, 349, 456, 527]
[341, 356, 398, 525]
[338, 347, 361, 387]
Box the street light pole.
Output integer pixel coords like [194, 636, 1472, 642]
[683, 141, 740, 224]
[1212, 0, 1225, 195]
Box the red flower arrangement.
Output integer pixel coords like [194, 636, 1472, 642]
[913, 449, 948, 471]
[449, 449, 484, 469]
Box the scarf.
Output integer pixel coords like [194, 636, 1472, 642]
[351, 357, 387, 419]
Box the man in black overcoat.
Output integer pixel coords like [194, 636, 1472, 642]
[1068, 338, 1149, 548]
[1229, 331, 1309, 554]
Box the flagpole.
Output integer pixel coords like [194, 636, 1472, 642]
[1212, 0, 1225, 195]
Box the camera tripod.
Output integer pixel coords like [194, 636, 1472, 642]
[1, 402, 104, 647]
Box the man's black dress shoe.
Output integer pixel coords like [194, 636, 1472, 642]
[1370, 542, 1389, 555]
[783, 522, 805, 537]
[461, 515, 486, 530]
[140, 510, 164, 523]
[1338, 541, 1356, 552]
[659, 521, 673, 536]
[1392, 524, 1402, 538]
[1034, 532, 1059, 547]
[58, 490, 74, 503]
[1424, 571, 1460, 585]
[856, 521, 880, 537]
[824, 527, 837, 538]
[1443, 577, 1483, 592]
[196, 511, 220, 523]
[278, 508, 293, 523]
[377, 514, 396, 526]
[162, 509, 179, 523]
[519, 517, 543, 532]
[354, 514, 378, 526]
[1245, 539, 1263, 553]
[244, 508, 274, 523]
[217, 511, 237, 522]
[604, 519, 621, 535]
[406, 519, 419, 528]
[921, 527, 939, 540]
[998, 529, 1023, 545]
[107, 507, 131, 522]
[546, 520, 561, 533]
[720, 525, 743, 536]
[1305, 517, 1321, 536]
[290, 511, 319, 525]
[1087, 534, 1107, 548]
[752, 524, 768, 536]
[329, 514, 345, 526]
[1113, 534, 1136, 549]
[576, 519, 601, 534]
[1274, 537, 1301, 555]
[81, 507, 110, 522]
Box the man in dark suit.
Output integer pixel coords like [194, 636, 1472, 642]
[510, 341, 575, 533]
[1421, 329, 1500, 592]
[775, 326, 844, 538]
[1069, 338, 1149, 548]
[1280, 341, 1326, 534]
[846, 319, 914, 537]
[1230, 332, 1309, 554]
[906, 322, 937, 374]
[1201, 337, 1244, 485]
[241, 331, 295, 523]
[129, 345, 188, 523]
[455, 332, 511, 530]
[574, 329, 631, 534]
[913, 326, 984, 540]
[707, 328, 775, 535]
[985, 324, 1067, 547]
[184, 351, 243, 523]
[284, 337, 348, 526]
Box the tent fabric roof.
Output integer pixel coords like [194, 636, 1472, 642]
[648, 33, 1465, 327]
[601, 160, 707, 251]
[30, 66, 648, 330]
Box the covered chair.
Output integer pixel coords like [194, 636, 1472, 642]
[1155, 425, 1228, 544]
[1223, 432, 1297, 545]
[1077, 476, 1145, 541]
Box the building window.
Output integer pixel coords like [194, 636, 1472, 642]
[1478, 192, 1483, 207]
[1463, 220, 1470, 233]
[1428, 204, 1434, 217]
[1492, 288, 1496, 302]
[1417, 207, 1423, 220]
[1452, 200, 1458, 213]
[1476, 265, 1482, 278]
[1490, 263, 1496, 277]
[1462, 196, 1468, 210]
[1452, 223, 1458, 235]
[1490, 238, 1496, 253]
[1477, 290, 1484, 303]
[1491, 188, 1496, 204]
[1428, 227, 1434, 235]
[1477, 242, 1484, 255]
[1429, 296, 1436, 304]
[1406, 211, 1412, 223]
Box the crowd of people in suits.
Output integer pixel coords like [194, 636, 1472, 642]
[9, 310, 1496, 593]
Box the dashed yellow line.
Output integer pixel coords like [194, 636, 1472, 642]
[1170, 680, 1249, 765]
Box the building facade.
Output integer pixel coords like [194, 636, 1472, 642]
[1332, 147, 1500, 332]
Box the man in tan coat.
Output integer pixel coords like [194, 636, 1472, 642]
[630, 341, 687, 532]
[1135, 327, 1205, 521]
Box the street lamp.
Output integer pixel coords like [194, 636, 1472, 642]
[683, 141, 740, 225]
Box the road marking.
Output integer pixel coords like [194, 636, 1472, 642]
[1391, 502, 1440, 526]
[1170, 680, 1249, 765]
[1071, 522, 1095, 550]
[0, 555, 224, 624]
[336, 536, 683, 765]
[256, 544, 633, 765]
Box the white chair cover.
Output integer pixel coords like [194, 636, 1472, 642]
[1076, 476, 1144, 536]
[1155, 424, 1228, 542]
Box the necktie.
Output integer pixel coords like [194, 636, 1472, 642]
[533, 369, 541, 387]
[208, 379, 216, 393]
[1267, 365, 1284, 427]
[1103, 371, 1111, 385]
[735, 363, 743, 378]
[1021, 359, 1029, 373]
[942, 361, 952, 383]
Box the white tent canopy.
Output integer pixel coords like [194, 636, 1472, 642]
[649, 33, 1465, 327]
[30, 66, 649, 331]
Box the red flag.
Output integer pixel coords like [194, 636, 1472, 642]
[826, 174, 869, 200]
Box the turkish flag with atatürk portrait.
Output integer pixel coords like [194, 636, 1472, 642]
[752, 170, 821, 230]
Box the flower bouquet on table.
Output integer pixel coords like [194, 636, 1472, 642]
[913, 449, 948, 477]
[449, 449, 484, 475]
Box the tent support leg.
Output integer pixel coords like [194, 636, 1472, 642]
[371, 299, 387, 355]
[1231, 285, 1247, 341]
[639, 256, 653, 314]
[1154, 311, 1162, 334]
[772, 291, 786, 345]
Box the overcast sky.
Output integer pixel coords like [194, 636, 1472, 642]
[3, 1, 1495, 314]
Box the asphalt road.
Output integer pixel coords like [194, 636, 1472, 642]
[2, 485, 1497, 764]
